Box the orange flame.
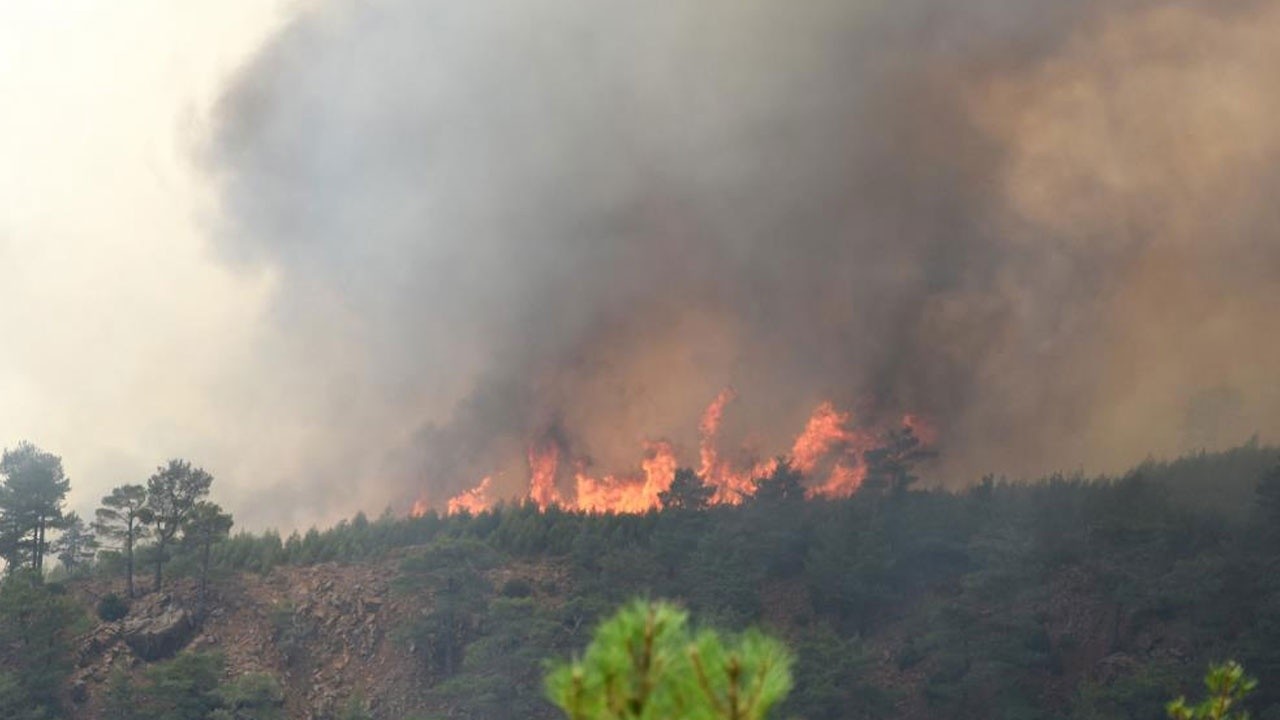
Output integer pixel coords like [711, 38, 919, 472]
[807, 462, 868, 499]
[528, 442, 562, 510]
[409, 497, 430, 518]
[639, 440, 678, 504]
[696, 387, 762, 504]
[699, 387, 735, 478]
[419, 391, 932, 516]
[572, 441, 677, 514]
[787, 402, 877, 498]
[790, 402, 861, 473]
[446, 476, 493, 515]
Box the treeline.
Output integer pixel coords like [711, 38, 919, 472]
[0, 442, 234, 596]
[4, 435, 1280, 719]
[204, 423, 936, 575]
[0, 441, 235, 718]
[211, 440, 1277, 720]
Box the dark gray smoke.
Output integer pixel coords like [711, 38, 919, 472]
[205, 0, 1280, 516]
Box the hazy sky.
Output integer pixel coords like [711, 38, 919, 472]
[0, 2, 289, 526]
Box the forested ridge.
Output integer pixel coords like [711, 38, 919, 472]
[1, 441, 1279, 719]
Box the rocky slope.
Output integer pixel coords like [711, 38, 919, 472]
[64, 551, 1196, 720]
[70, 559, 422, 719]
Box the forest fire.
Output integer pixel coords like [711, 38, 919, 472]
[409, 498, 430, 518]
[445, 476, 493, 515]
[410, 390, 933, 517]
[574, 441, 677, 514]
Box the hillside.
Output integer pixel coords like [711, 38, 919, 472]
[42, 442, 1280, 719]
[67, 556, 576, 719]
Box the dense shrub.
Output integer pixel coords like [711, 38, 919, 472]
[500, 577, 534, 598]
[97, 593, 130, 622]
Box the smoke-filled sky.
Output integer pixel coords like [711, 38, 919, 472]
[4, 0, 1279, 529]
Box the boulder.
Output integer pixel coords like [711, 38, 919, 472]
[122, 606, 195, 661]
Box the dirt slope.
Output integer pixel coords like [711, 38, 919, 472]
[70, 558, 427, 719]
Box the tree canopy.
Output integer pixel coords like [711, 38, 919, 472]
[144, 459, 213, 591]
[0, 442, 70, 574]
[545, 600, 794, 720]
[93, 483, 149, 597]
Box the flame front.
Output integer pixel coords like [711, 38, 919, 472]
[697, 388, 763, 504]
[416, 391, 931, 516]
[790, 402, 875, 498]
[446, 476, 493, 515]
[528, 442, 561, 510]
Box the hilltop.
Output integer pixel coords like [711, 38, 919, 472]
[24, 441, 1280, 718]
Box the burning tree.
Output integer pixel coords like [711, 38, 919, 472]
[658, 468, 715, 511]
[423, 391, 938, 517]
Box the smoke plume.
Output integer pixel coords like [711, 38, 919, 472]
[205, 0, 1280, 515]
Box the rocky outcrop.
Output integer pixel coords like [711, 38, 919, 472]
[68, 558, 566, 719]
[122, 604, 195, 661]
[76, 622, 121, 668]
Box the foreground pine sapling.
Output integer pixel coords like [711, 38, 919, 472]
[1168, 661, 1257, 720]
[546, 599, 793, 720]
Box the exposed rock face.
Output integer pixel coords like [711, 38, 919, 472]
[69, 559, 567, 719]
[77, 623, 121, 668]
[122, 605, 195, 661]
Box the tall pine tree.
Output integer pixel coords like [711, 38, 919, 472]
[183, 501, 232, 619]
[93, 484, 149, 597]
[143, 460, 212, 591]
[0, 443, 70, 575]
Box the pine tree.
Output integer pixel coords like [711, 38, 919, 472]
[545, 600, 793, 720]
[0, 442, 71, 575]
[93, 484, 149, 597]
[1167, 661, 1257, 720]
[143, 459, 213, 591]
[659, 468, 715, 511]
[51, 512, 97, 575]
[0, 573, 85, 717]
[862, 425, 936, 497]
[183, 501, 232, 619]
[752, 458, 805, 504]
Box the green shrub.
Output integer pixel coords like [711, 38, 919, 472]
[104, 656, 288, 720]
[214, 673, 285, 720]
[268, 601, 312, 669]
[338, 694, 374, 720]
[98, 593, 130, 622]
[500, 577, 534, 598]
